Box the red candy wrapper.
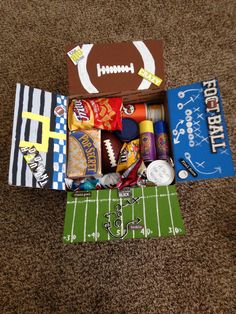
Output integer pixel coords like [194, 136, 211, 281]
[117, 159, 143, 190]
[68, 98, 123, 131]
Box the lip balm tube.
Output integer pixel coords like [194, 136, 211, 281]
[154, 121, 170, 160]
[139, 120, 156, 162]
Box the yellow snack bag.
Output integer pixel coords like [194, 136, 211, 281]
[116, 139, 140, 173]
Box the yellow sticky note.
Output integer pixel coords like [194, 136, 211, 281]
[67, 45, 84, 65]
[138, 68, 162, 87]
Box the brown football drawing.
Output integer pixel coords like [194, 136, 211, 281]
[101, 131, 123, 174]
[66, 40, 165, 96]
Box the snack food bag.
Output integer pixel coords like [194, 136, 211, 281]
[68, 98, 123, 131]
[67, 129, 102, 178]
[116, 139, 140, 172]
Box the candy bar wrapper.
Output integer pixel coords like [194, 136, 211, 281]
[67, 130, 102, 179]
[68, 98, 123, 131]
[116, 139, 140, 173]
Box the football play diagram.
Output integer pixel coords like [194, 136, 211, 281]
[63, 185, 185, 243]
[184, 152, 222, 176]
[172, 89, 213, 148]
[167, 80, 234, 181]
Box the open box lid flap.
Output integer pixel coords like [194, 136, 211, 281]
[63, 185, 185, 243]
[66, 39, 165, 96]
[9, 83, 67, 190]
[167, 79, 235, 182]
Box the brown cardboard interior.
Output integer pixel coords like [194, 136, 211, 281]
[68, 89, 166, 104]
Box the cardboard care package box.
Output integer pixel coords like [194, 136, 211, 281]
[9, 40, 235, 243]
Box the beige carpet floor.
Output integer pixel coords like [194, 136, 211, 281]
[0, 0, 235, 313]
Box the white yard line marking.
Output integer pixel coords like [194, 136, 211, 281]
[71, 197, 77, 243]
[132, 189, 135, 239]
[108, 189, 111, 240]
[166, 186, 175, 236]
[155, 186, 161, 237]
[141, 187, 147, 237]
[95, 190, 99, 241]
[83, 197, 88, 242]
[120, 197, 123, 237]
[66, 193, 177, 204]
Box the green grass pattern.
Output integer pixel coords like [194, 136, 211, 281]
[63, 185, 185, 243]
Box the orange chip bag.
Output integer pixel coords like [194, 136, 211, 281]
[68, 98, 123, 131]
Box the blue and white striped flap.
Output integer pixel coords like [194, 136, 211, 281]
[9, 83, 67, 190]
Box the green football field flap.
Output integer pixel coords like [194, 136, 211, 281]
[63, 185, 185, 243]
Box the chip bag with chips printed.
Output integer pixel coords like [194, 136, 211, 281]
[68, 98, 123, 131]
